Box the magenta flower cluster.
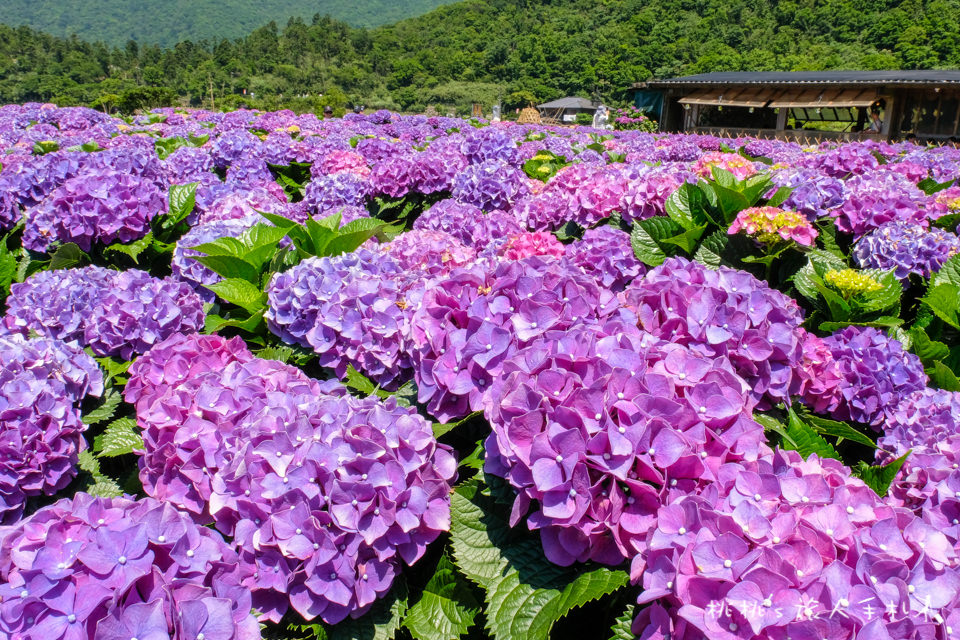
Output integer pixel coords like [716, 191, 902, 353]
[125, 333, 456, 624]
[483, 321, 766, 566]
[632, 449, 960, 640]
[621, 258, 807, 408]
[0, 493, 261, 640]
[564, 225, 644, 292]
[410, 256, 631, 421]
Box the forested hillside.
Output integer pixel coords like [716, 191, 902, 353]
[0, 0, 958, 114]
[1, 0, 457, 47]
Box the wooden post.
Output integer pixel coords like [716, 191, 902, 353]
[775, 107, 787, 132]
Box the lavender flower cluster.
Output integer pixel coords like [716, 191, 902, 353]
[125, 333, 456, 624]
[0, 493, 261, 640]
[0, 334, 102, 523]
[3, 266, 205, 360]
[853, 220, 960, 279]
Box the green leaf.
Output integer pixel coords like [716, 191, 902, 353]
[325, 219, 391, 257]
[659, 224, 707, 255]
[0, 248, 17, 296]
[931, 361, 960, 391]
[766, 186, 793, 207]
[450, 479, 630, 640]
[327, 579, 409, 640]
[932, 254, 960, 289]
[93, 417, 143, 457]
[204, 278, 265, 314]
[609, 603, 638, 640]
[857, 269, 902, 314]
[818, 317, 904, 332]
[167, 182, 198, 225]
[907, 325, 950, 367]
[103, 233, 153, 265]
[192, 255, 260, 284]
[800, 412, 876, 448]
[630, 217, 682, 266]
[710, 184, 751, 224]
[345, 364, 377, 395]
[853, 452, 909, 496]
[204, 310, 265, 334]
[77, 451, 124, 498]
[404, 555, 479, 640]
[49, 243, 87, 270]
[433, 412, 481, 439]
[190, 236, 250, 258]
[82, 388, 122, 426]
[664, 183, 706, 230]
[922, 283, 960, 330]
[781, 408, 841, 460]
[254, 344, 295, 363]
[918, 177, 956, 195]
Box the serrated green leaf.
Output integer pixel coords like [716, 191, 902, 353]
[326, 220, 391, 257]
[345, 364, 377, 395]
[77, 450, 124, 497]
[781, 407, 840, 460]
[853, 452, 909, 496]
[608, 603, 638, 640]
[932, 254, 960, 289]
[801, 413, 876, 448]
[818, 317, 904, 332]
[664, 183, 706, 230]
[327, 579, 408, 640]
[82, 388, 122, 426]
[931, 361, 960, 391]
[659, 224, 707, 255]
[433, 412, 481, 439]
[94, 417, 143, 457]
[192, 255, 260, 283]
[204, 310, 265, 334]
[918, 177, 955, 195]
[908, 325, 950, 364]
[254, 345, 295, 363]
[167, 182, 198, 225]
[857, 269, 902, 314]
[190, 236, 250, 258]
[49, 243, 87, 270]
[922, 283, 960, 330]
[204, 278, 265, 314]
[404, 555, 479, 640]
[630, 217, 682, 266]
[0, 249, 17, 296]
[450, 479, 629, 640]
[104, 233, 153, 265]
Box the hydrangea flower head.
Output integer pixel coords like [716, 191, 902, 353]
[0, 494, 260, 639]
[728, 206, 818, 247]
[823, 268, 883, 298]
[564, 225, 644, 292]
[853, 220, 960, 279]
[692, 152, 758, 180]
[497, 231, 565, 260]
[621, 258, 806, 407]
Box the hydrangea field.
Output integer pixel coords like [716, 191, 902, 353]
[2, 102, 960, 640]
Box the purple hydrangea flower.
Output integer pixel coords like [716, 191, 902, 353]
[413, 199, 523, 250]
[632, 449, 959, 640]
[853, 220, 960, 279]
[380, 229, 477, 278]
[564, 226, 644, 292]
[806, 326, 928, 427]
[410, 256, 633, 421]
[460, 127, 520, 165]
[3, 267, 204, 360]
[162, 146, 214, 183]
[483, 321, 766, 565]
[832, 171, 928, 237]
[621, 258, 807, 408]
[451, 160, 531, 212]
[621, 167, 686, 224]
[125, 335, 456, 625]
[303, 172, 372, 213]
[266, 249, 417, 389]
[23, 169, 167, 252]
[0, 493, 261, 639]
[772, 168, 846, 220]
[0, 334, 102, 523]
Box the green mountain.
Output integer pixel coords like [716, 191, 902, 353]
[1, 0, 458, 47]
[1, 0, 958, 114]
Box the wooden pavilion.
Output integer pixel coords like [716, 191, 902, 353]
[634, 71, 960, 143]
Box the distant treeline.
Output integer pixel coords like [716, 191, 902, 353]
[0, 0, 958, 115]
